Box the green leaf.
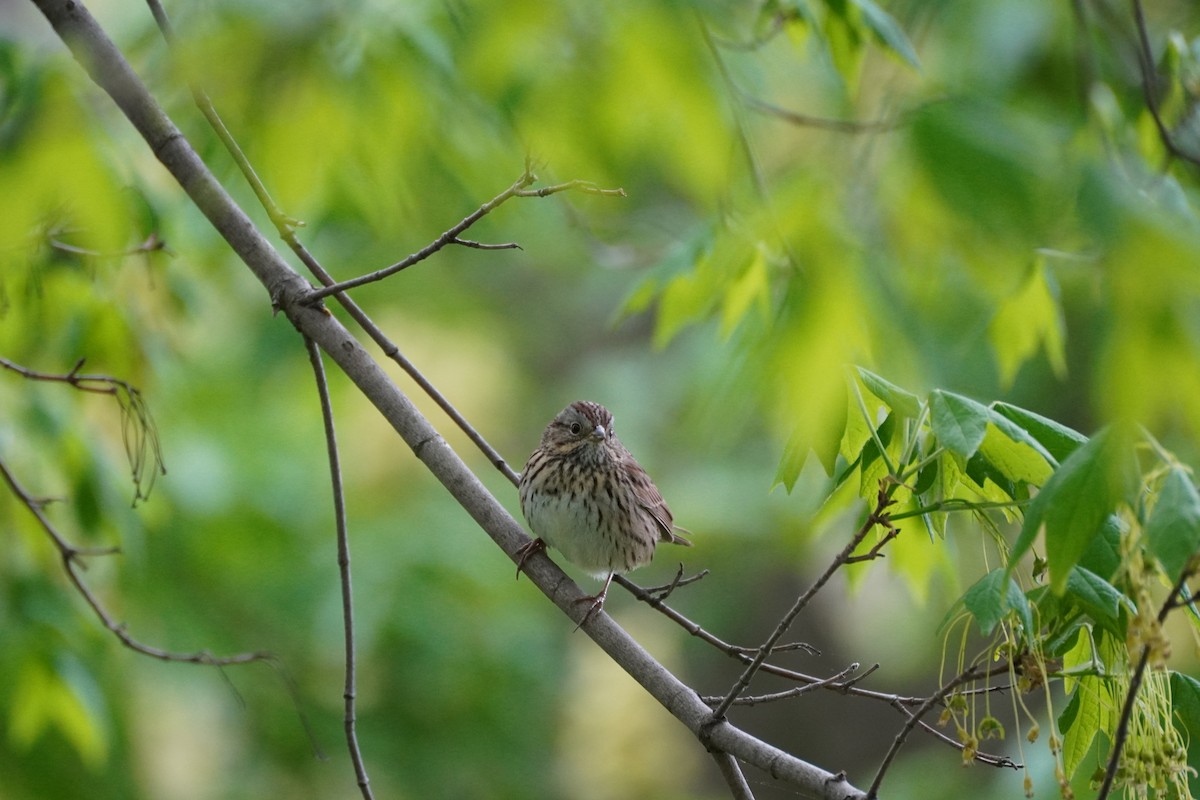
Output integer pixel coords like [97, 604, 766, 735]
[984, 411, 1058, 468]
[1010, 425, 1138, 593]
[1008, 578, 1034, 641]
[774, 429, 810, 493]
[911, 100, 1045, 232]
[815, 374, 849, 478]
[1078, 514, 1124, 580]
[822, 0, 867, 89]
[930, 390, 990, 459]
[9, 658, 108, 768]
[848, 0, 920, 69]
[1060, 675, 1116, 781]
[1064, 566, 1128, 633]
[965, 451, 1015, 500]
[963, 569, 1027, 636]
[993, 402, 1087, 466]
[858, 412, 896, 475]
[978, 422, 1054, 487]
[856, 367, 921, 418]
[988, 260, 1067, 389]
[1146, 467, 1200, 577]
[1170, 672, 1200, 788]
[719, 246, 771, 338]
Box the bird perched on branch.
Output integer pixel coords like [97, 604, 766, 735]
[516, 400, 691, 626]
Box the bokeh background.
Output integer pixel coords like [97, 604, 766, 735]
[3, 0, 1200, 797]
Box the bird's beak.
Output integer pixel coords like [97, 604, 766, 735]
[590, 425, 607, 442]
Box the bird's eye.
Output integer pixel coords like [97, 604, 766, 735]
[569, 422, 582, 435]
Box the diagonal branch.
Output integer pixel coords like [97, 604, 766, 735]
[708, 484, 898, 722]
[1, 455, 273, 668]
[621, 573, 1019, 769]
[138, 0, 530, 486]
[29, 2, 866, 795]
[866, 658, 994, 798]
[1096, 563, 1197, 800]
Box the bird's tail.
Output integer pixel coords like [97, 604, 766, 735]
[663, 526, 693, 547]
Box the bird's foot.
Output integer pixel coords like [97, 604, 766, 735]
[571, 572, 614, 631]
[514, 537, 546, 580]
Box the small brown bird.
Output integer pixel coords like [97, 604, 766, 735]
[516, 401, 691, 625]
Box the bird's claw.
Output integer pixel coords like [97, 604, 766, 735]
[514, 537, 546, 580]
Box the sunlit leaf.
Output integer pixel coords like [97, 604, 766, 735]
[772, 270, 868, 486]
[978, 422, 1053, 487]
[719, 246, 771, 338]
[856, 367, 921, 418]
[1060, 675, 1115, 782]
[992, 402, 1087, 466]
[988, 260, 1067, 388]
[886, 500, 954, 603]
[9, 659, 108, 768]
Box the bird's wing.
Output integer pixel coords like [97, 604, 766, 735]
[627, 457, 692, 547]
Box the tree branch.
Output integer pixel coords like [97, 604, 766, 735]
[0, 455, 274, 667]
[709, 484, 898, 722]
[0, 355, 166, 504]
[866, 659, 993, 798]
[1096, 562, 1197, 800]
[740, 94, 910, 134]
[304, 167, 625, 302]
[29, 1, 866, 795]
[1128, 0, 1200, 169]
[711, 750, 757, 800]
[305, 338, 375, 799]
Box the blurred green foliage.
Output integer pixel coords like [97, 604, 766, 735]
[4, 0, 1200, 798]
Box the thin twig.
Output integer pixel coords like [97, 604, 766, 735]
[0, 456, 273, 667]
[741, 94, 909, 134]
[1096, 564, 1197, 800]
[305, 339, 375, 799]
[696, 16, 804, 275]
[48, 232, 168, 258]
[866, 659, 993, 798]
[707, 13, 785, 52]
[642, 564, 710, 601]
[144, 0, 305, 233]
[701, 663, 862, 707]
[616, 573, 821, 661]
[708, 484, 898, 722]
[888, 695, 1020, 770]
[305, 168, 625, 302]
[149, 0, 523, 483]
[619, 571, 1015, 767]
[1128, 0, 1200, 169]
[0, 356, 166, 504]
[844, 507, 902, 564]
[450, 237, 522, 251]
